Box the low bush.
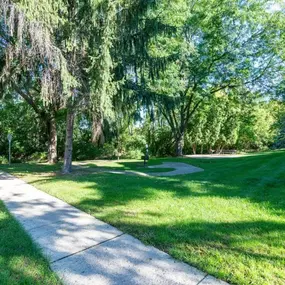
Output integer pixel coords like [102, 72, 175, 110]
[0, 155, 8, 164]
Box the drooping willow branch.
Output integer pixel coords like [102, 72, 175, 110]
[0, 0, 75, 104]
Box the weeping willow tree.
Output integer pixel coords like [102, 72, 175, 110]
[0, 0, 93, 170]
[0, 0, 75, 163]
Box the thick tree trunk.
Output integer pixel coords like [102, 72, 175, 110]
[175, 133, 184, 156]
[47, 116, 57, 164]
[91, 112, 105, 146]
[62, 108, 75, 174]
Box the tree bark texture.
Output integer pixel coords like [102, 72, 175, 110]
[175, 133, 184, 156]
[62, 107, 75, 174]
[91, 112, 105, 146]
[47, 116, 58, 164]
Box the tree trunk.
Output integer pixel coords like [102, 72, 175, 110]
[192, 143, 196, 154]
[200, 145, 204, 154]
[47, 116, 57, 164]
[91, 112, 105, 146]
[62, 108, 75, 174]
[175, 133, 184, 156]
[216, 144, 223, 154]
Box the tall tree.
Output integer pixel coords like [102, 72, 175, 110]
[129, 0, 283, 155]
[0, 0, 73, 163]
[60, 0, 181, 172]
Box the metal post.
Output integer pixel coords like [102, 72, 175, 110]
[7, 134, 12, 165]
[9, 141, 11, 165]
[144, 144, 149, 167]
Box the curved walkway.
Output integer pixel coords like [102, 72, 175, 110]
[0, 171, 227, 285]
[148, 162, 203, 176]
[74, 162, 204, 177]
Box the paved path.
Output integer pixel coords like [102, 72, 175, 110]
[148, 162, 203, 176]
[0, 171, 227, 285]
[74, 162, 203, 177]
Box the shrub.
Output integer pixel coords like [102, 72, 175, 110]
[28, 152, 48, 162]
[0, 155, 8, 164]
[73, 141, 101, 160]
[124, 149, 143, 159]
[100, 143, 117, 159]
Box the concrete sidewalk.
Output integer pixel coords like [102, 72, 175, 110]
[0, 171, 228, 285]
[74, 162, 204, 177]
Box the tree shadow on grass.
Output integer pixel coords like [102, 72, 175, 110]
[1, 152, 285, 284]
[0, 202, 61, 285]
[112, 218, 285, 259]
[104, 218, 285, 284]
[0, 163, 61, 175]
[15, 150, 285, 218]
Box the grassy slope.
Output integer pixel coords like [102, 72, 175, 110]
[0, 201, 60, 285]
[1, 150, 285, 285]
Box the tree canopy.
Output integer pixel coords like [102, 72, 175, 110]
[0, 0, 284, 166]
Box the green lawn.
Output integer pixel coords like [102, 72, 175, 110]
[1, 150, 285, 285]
[0, 201, 61, 285]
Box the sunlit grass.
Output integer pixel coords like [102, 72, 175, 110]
[0, 202, 61, 285]
[1, 150, 285, 285]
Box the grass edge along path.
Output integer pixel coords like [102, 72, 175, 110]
[0, 200, 61, 285]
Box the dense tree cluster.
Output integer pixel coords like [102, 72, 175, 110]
[0, 0, 284, 169]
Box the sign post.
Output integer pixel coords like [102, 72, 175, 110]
[141, 144, 150, 167]
[7, 134, 12, 165]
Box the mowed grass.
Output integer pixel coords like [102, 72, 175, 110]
[1, 150, 285, 285]
[0, 201, 61, 285]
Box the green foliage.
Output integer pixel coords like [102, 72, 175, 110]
[145, 123, 174, 156]
[0, 155, 8, 164]
[117, 130, 145, 158]
[273, 107, 285, 148]
[184, 93, 242, 153]
[28, 152, 48, 163]
[127, 0, 284, 155]
[1, 0, 285, 161]
[0, 98, 47, 159]
[237, 101, 280, 150]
